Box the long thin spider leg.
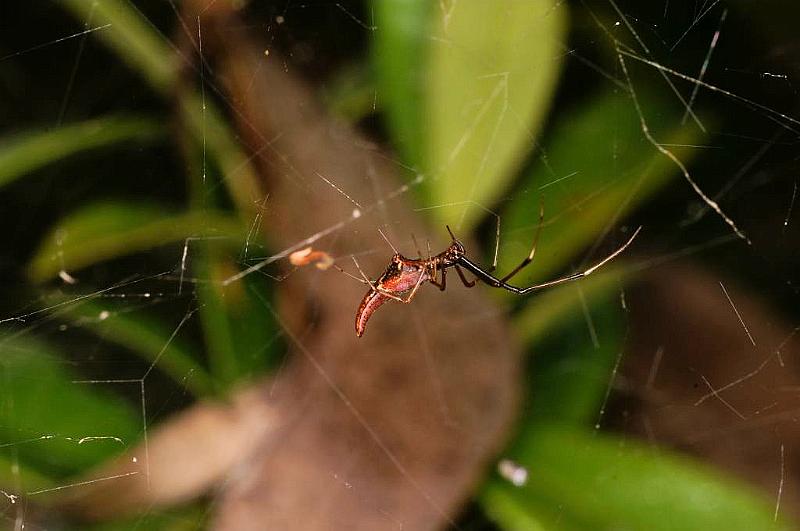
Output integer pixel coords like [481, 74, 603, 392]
[378, 227, 399, 254]
[332, 263, 372, 286]
[581, 226, 642, 275]
[428, 260, 438, 287]
[500, 199, 544, 283]
[455, 265, 476, 288]
[429, 266, 447, 291]
[457, 227, 642, 294]
[515, 226, 641, 293]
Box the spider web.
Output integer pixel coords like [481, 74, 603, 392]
[1, 1, 799, 529]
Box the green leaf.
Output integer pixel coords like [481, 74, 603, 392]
[0, 455, 55, 502]
[85, 504, 207, 531]
[498, 89, 699, 289]
[512, 266, 631, 428]
[526, 292, 625, 426]
[484, 477, 609, 531]
[195, 247, 241, 388]
[424, 1, 568, 229]
[53, 299, 214, 397]
[481, 484, 548, 531]
[0, 115, 163, 190]
[513, 266, 625, 345]
[227, 274, 282, 378]
[195, 244, 282, 389]
[176, 93, 265, 220]
[482, 425, 792, 530]
[57, 0, 177, 93]
[372, 0, 432, 169]
[323, 62, 379, 123]
[28, 201, 244, 282]
[0, 336, 139, 477]
[513, 266, 635, 434]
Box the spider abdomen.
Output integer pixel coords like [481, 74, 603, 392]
[355, 259, 429, 337]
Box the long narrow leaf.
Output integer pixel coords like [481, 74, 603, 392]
[193, 245, 282, 388]
[57, 0, 177, 92]
[372, 0, 431, 169]
[0, 115, 162, 190]
[28, 201, 244, 282]
[86, 504, 207, 531]
[482, 425, 793, 530]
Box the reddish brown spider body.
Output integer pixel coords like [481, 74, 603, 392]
[353, 225, 641, 337]
[355, 243, 462, 337]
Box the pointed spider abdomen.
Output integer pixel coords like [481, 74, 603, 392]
[355, 258, 430, 337]
[355, 288, 390, 337]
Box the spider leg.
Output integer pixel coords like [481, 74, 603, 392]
[332, 263, 372, 286]
[429, 265, 447, 291]
[516, 226, 642, 294]
[457, 226, 641, 295]
[378, 227, 400, 254]
[424, 241, 448, 290]
[455, 265, 477, 288]
[500, 200, 544, 283]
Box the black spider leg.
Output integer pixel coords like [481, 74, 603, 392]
[456, 255, 580, 293]
[449, 200, 546, 288]
[454, 265, 475, 287]
[455, 227, 642, 295]
[498, 200, 545, 283]
[430, 266, 447, 291]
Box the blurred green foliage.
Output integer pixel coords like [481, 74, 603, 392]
[87, 505, 207, 531]
[0, 115, 163, 190]
[482, 425, 790, 530]
[375, 0, 567, 230]
[0, 336, 139, 477]
[28, 201, 243, 283]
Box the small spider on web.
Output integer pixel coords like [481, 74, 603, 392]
[333, 206, 642, 337]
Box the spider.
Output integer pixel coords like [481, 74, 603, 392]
[345, 220, 641, 337]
